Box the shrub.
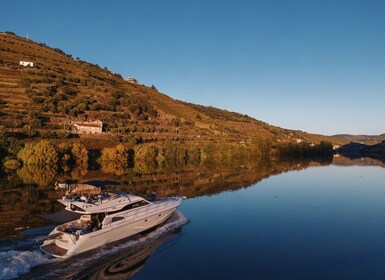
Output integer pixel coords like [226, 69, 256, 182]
[3, 158, 21, 170]
[62, 86, 77, 96]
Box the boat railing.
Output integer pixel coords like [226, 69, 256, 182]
[103, 198, 179, 228]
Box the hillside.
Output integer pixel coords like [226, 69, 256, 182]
[330, 134, 385, 145]
[0, 31, 338, 147]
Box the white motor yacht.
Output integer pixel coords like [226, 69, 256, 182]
[40, 188, 184, 258]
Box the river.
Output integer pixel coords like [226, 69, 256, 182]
[1, 157, 385, 279]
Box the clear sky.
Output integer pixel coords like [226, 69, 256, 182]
[1, 0, 384, 135]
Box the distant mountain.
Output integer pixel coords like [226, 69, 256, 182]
[331, 134, 385, 145]
[0, 31, 377, 147]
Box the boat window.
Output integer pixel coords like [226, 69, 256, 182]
[129, 200, 149, 209]
[120, 200, 149, 210]
[107, 200, 149, 215]
[111, 217, 124, 223]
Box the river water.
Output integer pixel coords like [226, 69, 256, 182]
[2, 158, 385, 279]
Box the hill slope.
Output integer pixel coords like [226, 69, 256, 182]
[0, 32, 338, 146]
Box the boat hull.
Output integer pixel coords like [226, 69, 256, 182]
[41, 198, 182, 258]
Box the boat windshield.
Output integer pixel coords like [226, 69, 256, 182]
[106, 200, 149, 215]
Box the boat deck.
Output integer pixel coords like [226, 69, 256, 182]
[41, 243, 68, 257]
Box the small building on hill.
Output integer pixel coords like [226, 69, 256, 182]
[74, 120, 103, 134]
[20, 61, 33, 67]
[124, 77, 138, 84]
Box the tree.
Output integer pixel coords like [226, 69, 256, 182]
[151, 85, 158, 91]
[17, 140, 59, 166]
[72, 143, 88, 167]
[22, 125, 37, 138]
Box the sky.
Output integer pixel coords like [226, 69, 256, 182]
[1, 0, 384, 135]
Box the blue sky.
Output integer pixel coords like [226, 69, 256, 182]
[1, 0, 384, 135]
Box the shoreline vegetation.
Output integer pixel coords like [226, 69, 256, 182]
[0, 129, 335, 184]
[0, 135, 334, 239]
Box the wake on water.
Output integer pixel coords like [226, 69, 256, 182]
[0, 250, 55, 279]
[0, 211, 189, 280]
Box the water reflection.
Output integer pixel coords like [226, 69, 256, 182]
[1, 156, 384, 239]
[333, 154, 385, 167]
[72, 228, 182, 280]
[17, 164, 57, 187]
[3, 156, 385, 280]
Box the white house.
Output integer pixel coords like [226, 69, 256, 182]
[20, 61, 33, 67]
[74, 120, 103, 134]
[124, 77, 138, 84]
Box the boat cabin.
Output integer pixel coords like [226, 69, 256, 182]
[59, 195, 151, 237]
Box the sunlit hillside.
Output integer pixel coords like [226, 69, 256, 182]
[0, 31, 344, 147]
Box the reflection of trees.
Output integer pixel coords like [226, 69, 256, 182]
[100, 144, 133, 175]
[133, 144, 157, 175]
[115, 161, 280, 197]
[0, 170, 61, 238]
[117, 158, 323, 199]
[101, 161, 132, 176]
[70, 164, 88, 179]
[0, 152, 340, 239]
[133, 159, 156, 175]
[17, 164, 57, 187]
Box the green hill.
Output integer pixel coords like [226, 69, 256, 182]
[0, 31, 343, 148]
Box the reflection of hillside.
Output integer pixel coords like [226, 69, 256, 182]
[338, 141, 385, 163]
[2, 155, 384, 240]
[116, 160, 320, 199]
[0, 158, 328, 239]
[332, 156, 385, 167]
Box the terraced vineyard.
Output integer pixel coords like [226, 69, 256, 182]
[0, 32, 338, 148]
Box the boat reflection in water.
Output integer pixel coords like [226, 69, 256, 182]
[70, 213, 185, 280]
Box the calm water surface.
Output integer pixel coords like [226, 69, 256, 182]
[2, 163, 385, 279]
[138, 165, 385, 280]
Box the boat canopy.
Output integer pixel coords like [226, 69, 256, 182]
[64, 192, 149, 214]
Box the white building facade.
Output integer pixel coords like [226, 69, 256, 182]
[20, 61, 34, 67]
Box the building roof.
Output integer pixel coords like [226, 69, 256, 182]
[74, 121, 102, 128]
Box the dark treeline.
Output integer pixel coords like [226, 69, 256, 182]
[275, 140, 334, 162]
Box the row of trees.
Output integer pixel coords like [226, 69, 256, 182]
[98, 140, 268, 175]
[7, 139, 267, 171]
[1, 136, 334, 186]
[7, 139, 334, 170]
[13, 140, 88, 171]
